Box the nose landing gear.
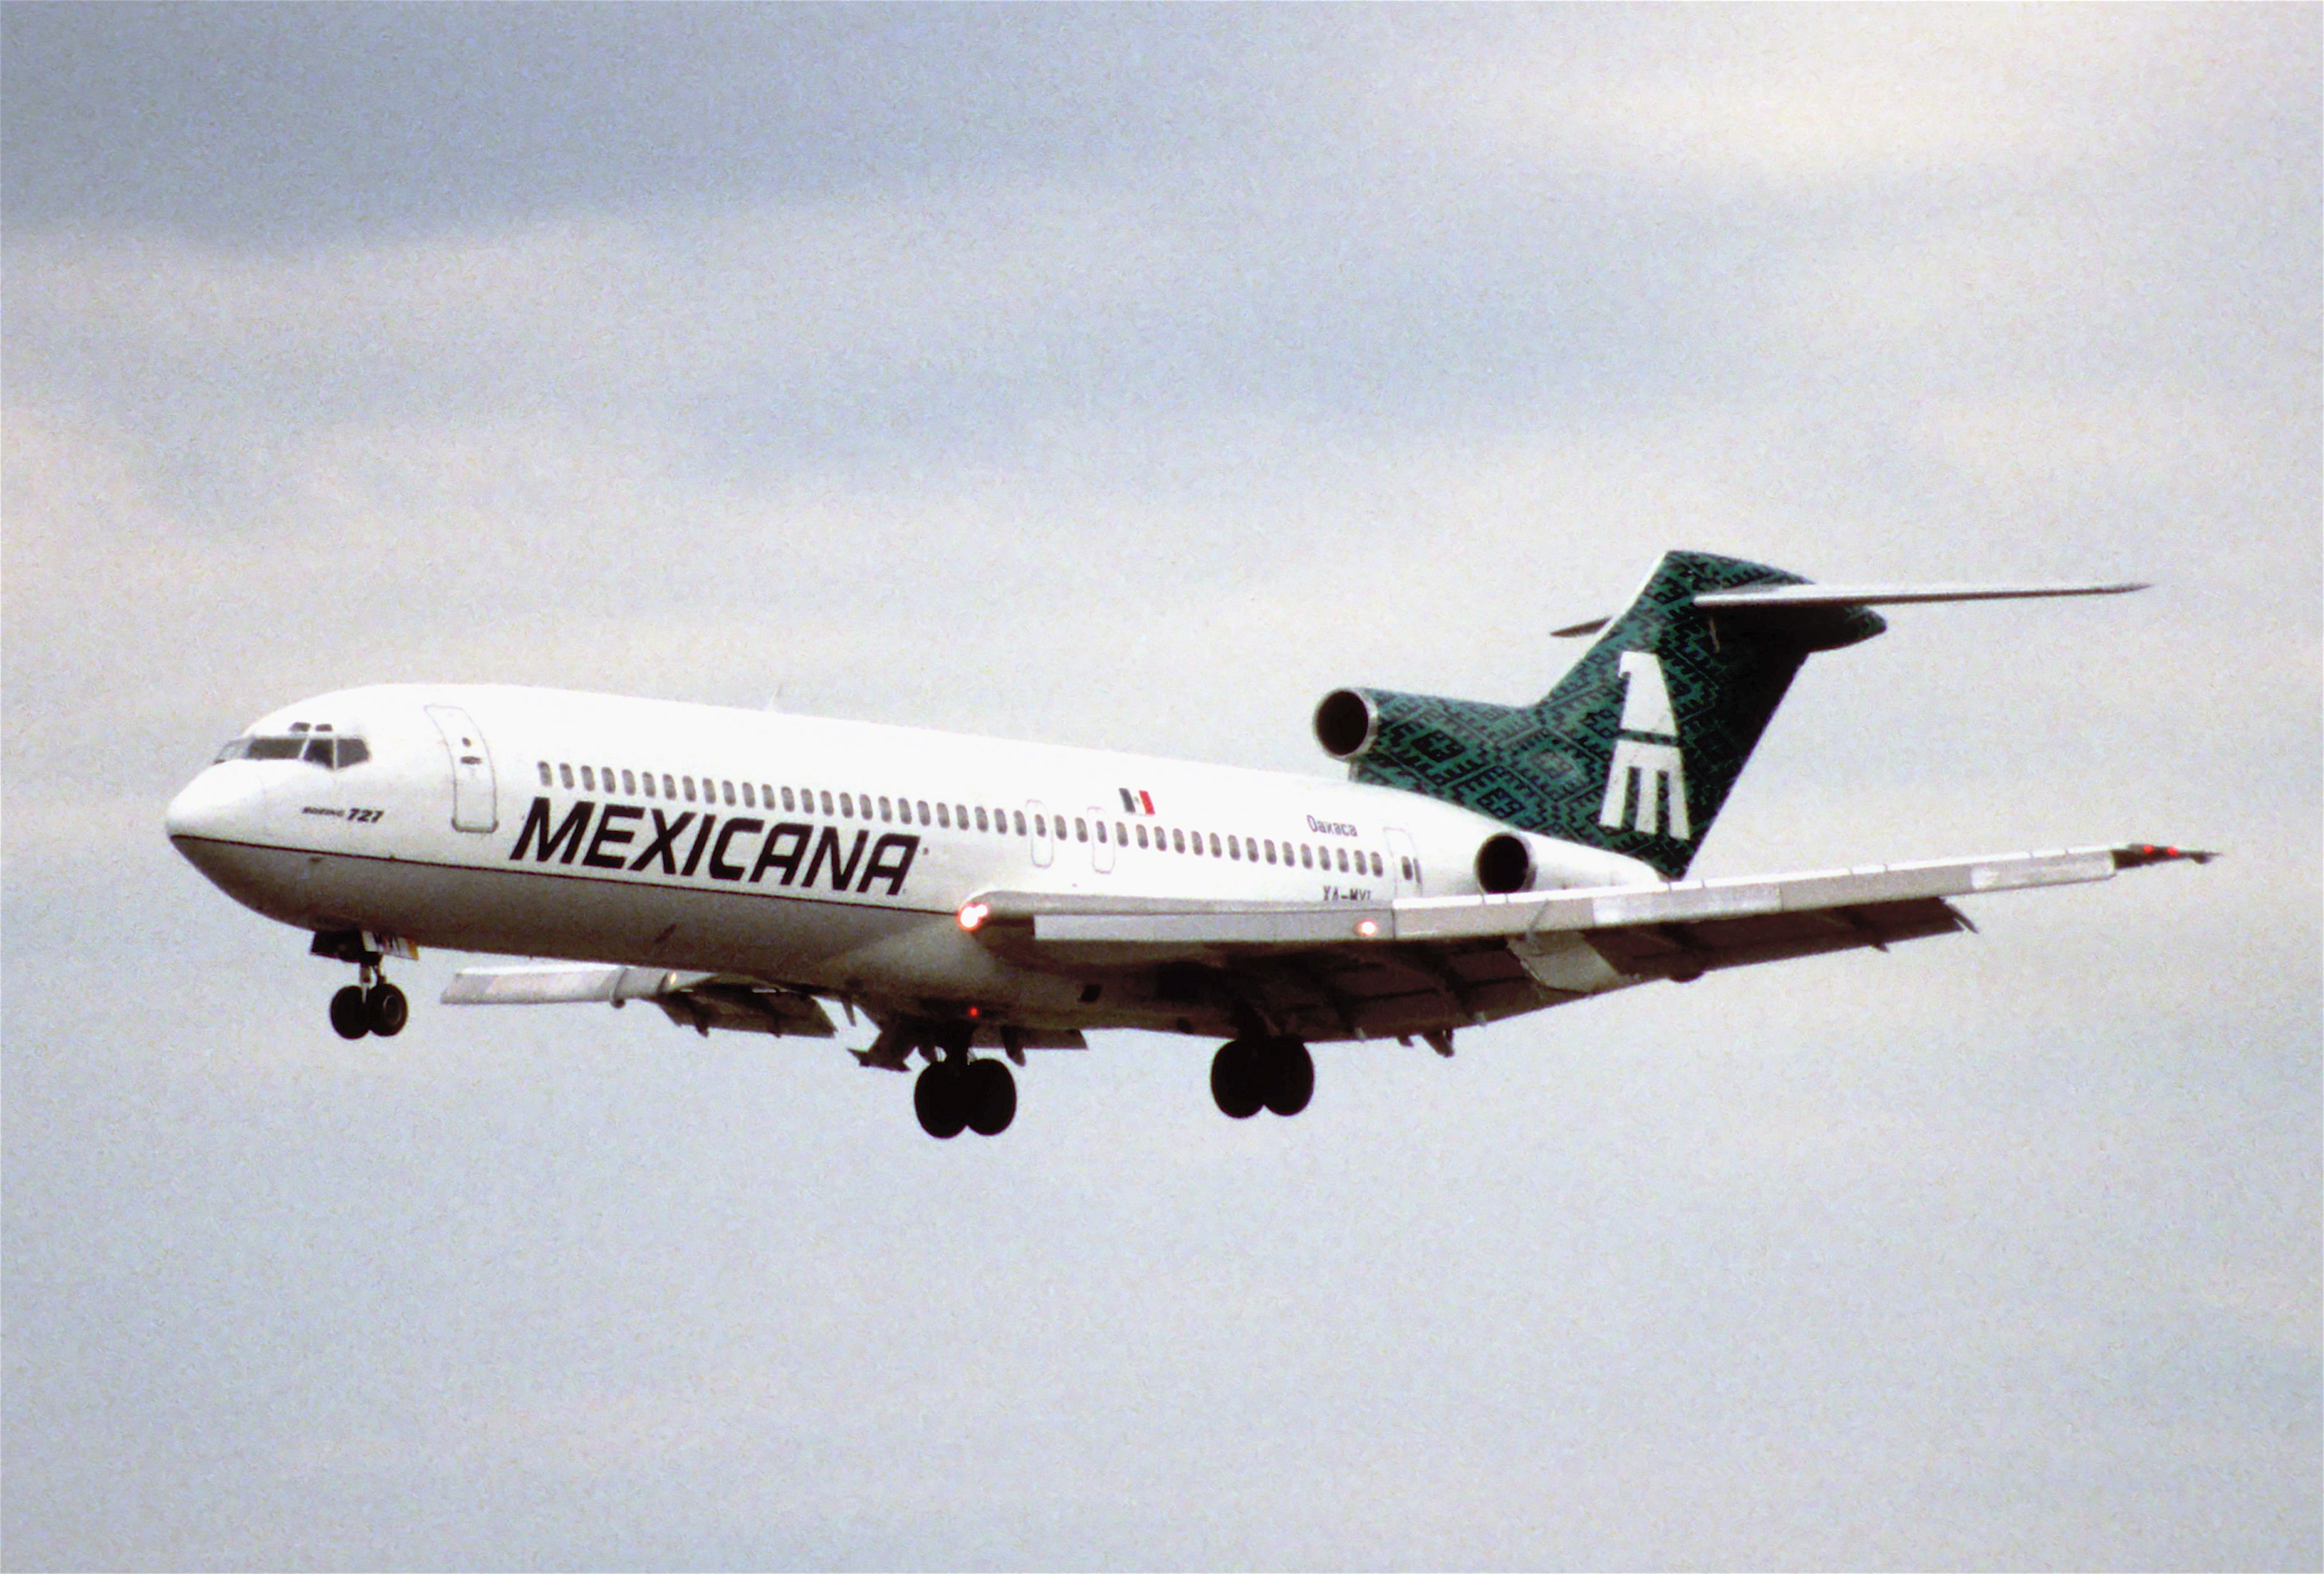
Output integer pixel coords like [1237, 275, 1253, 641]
[329, 971, 408, 1040]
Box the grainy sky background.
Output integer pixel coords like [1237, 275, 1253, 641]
[4, 6, 2317, 1568]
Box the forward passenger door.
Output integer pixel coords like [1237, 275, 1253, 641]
[424, 705, 499, 833]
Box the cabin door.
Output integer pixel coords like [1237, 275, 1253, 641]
[424, 705, 499, 833]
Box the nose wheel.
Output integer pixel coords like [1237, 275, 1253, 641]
[329, 971, 408, 1040]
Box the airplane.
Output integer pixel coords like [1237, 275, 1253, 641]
[164, 549, 2213, 1138]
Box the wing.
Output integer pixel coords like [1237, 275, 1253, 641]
[442, 962, 839, 1038]
[965, 842, 2214, 1043]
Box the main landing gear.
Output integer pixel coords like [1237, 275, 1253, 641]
[911, 1021, 1017, 1139]
[1211, 1036, 1313, 1119]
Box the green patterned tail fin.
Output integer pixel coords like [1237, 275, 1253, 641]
[1525, 550, 1888, 875]
[1336, 550, 1885, 879]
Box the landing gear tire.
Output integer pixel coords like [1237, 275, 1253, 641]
[365, 981, 409, 1038]
[1258, 1037, 1314, 1117]
[963, 1057, 1018, 1136]
[1211, 1039, 1264, 1119]
[914, 1060, 969, 1140]
[330, 985, 371, 1040]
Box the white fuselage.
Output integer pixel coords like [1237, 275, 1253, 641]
[165, 684, 1658, 1039]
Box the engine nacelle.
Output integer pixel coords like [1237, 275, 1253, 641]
[1312, 688, 1381, 760]
[1475, 832, 1533, 894]
[1314, 685, 1530, 766]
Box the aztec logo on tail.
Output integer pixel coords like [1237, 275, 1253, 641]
[1599, 651, 1691, 839]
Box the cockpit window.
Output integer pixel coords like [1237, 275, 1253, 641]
[215, 734, 369, 768]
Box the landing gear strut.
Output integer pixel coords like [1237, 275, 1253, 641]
[1211, 1036, 1313, 1119]
[911, 1023, 1017, 1138]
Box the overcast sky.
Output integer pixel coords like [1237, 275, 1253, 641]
[4, 6, 2317, 1568]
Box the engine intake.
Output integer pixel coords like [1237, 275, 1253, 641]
[1313, 689, 1381, 760]
[1475, 833, 1533, 895]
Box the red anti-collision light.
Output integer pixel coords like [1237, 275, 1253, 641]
[957, 901, 990, 932]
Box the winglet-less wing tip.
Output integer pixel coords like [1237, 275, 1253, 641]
[2111, 843, 2219, 869]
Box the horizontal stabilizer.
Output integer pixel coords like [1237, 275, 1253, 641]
[1692, 580, 2146, 610]
[1555, 577, 2146, 635]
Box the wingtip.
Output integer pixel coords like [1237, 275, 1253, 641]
[2111, 843, 2219, 869]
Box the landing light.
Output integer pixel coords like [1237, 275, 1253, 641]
[958, 901, 990, 932]
[1355, 918, 1379, 939]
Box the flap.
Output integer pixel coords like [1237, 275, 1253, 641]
[975, 842, 2208, 956]
[442, 963, 837, 1038]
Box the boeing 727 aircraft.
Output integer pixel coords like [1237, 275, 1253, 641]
[165, 549, 2211, 1138]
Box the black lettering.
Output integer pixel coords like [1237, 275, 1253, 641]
[750, 822, 812, 885]
[857, 833, 919, 896]
[707, 817, 762, 881]
[680, 815, 717, 877]
[804, 825, 867, 890]
[584, 802, 643, 869]
[628, 810, 695, 874]
[510, 797, 594, 864]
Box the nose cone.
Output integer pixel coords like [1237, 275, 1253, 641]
[165, 765, 264, 854]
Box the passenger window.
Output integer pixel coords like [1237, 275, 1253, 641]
[1074, 817, 1087, 841]
[559, 763, 575, 788]
[581, 766, 596, 791]
[659, 774, 672, 798]
[622, 770, 636, 794]
[937, 803, 951, 828]
[741, 783, 754, 808]
[878, 796, 891, 820]
[1371, 851, 1384, 877]
[1207, 833, 1220, 856]
[538, 762, 552, 786]
[1338, 848, 1351, 872]
[644, 773, 657, 799]
[1013, 810, 1026, 835]
[956, 804, 969, 828]
[972, 807, 987, 832]
[917, 800, 931, 824]
[1168, 828, 1183, 853]
[838, 793, 852, 817]
[1227, 836, 1240, 861]
[1136, 824, 1149, 848]
[1264, 839, 1276, 863]
[603, 767, 616, 791]
[1096, 821, 1108, 844]
[683, 776, 697, 801]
